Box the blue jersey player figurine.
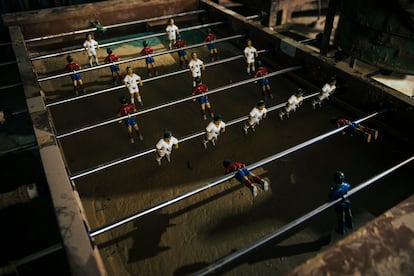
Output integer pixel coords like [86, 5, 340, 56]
[329, 171, 353, 235]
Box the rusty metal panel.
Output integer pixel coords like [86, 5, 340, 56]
[335, 0, 414, 74]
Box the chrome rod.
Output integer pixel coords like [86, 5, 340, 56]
[0, 142, 37, 157]
[32, 21, 225, 61]
[0, 83, 22, 90]
[25, 10, 207, 43]
[55, 65, 301, 139]
[69, 95, 302, 181]
[45, 50, 268, 108]
[36, 29, 239, 81]
[0, 60, 17, 66]
[36, 29, 237, 81]
[70, 92, 319, 181]
[88, 111, 383, 237]
[245, 15, 261, 20]
[15, 243, 63, 267]
[193, 155, 413, 275]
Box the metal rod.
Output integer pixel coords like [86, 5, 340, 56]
[69, 93, 307, 181]
[71, 92, 317, 181]
[14, 243, 63, 267]
[165, 93, 314, 144]
[46, 49, 268, 108]
[246, 111, 381, 171]
[89, 111, 382, 237]
[346, 156, 414, 197]
[47, 85, 122, 107]
[299, 38, 317, 44]
[0, 83, 22, 90]
[25, 10, 207, 43]
[245, 15, 261, 20]
[56, 65, 301, 139]
[32, 21, 225, 62]
[0, 60, 17, 66]
[0, 142, 37, 157]
[194, 155, 414, 276]
[36, 27, 237, 81]
[90, 174, 235, 238]
[70, 148, 155, 181]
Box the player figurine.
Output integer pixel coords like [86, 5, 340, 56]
[140, 41, 158, 77]
[90, 20, 106, 34]
[83, 33, 99, 67]
[166, 18, 179, 50]
[204, 28, 218, 61]
[254, 60, 273, 100]
[65, 55, 85, 95]
[117, 96, 143, 144]
[104, 48, 122, 85]
[155, 131, 179, 166]
[174, 35, 188, 69]
[312, 77, 336, 109]
[188, 52, 205, 87]
[279, 88, 304, 120]
[244, 39, 258, 77]
[202, 115, 226, 149]
[243, 100, 267, 134]
[329, 170, 353, 235]
[192, 77, 214, 120]
[223, 160, 269, 197]
[336, 118, 379, 143]
[123, 66, 143, 106]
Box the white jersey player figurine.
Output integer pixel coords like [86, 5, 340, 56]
[123, 67, 143, 106]
[244, 39, 258, 77]
[83, 33, 99, 67]
[279, 88, 304, 120]
[188, 52, 205, 87]
[155, 131, 179, 166]
[312, 77, 336, 109]
[202, 115, 226, 149]
[166, 18, 179, 50]
[243, 100, 267, 134]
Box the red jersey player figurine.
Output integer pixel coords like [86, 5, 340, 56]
[104, 48, 122, 85]
[223, 160, 269, 197]
[140, 41, 158, 77]
[117, 96, 143, 144]
[336, 118, 379, 143]
[65, 55, 85, 95]
[204, 28, 218, 61]
[254, 60, 273, 100]
[192, 77, 214, 120]
[174, 35, 188, 69]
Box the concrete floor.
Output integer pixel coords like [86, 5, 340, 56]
[29, 30, 414, 276]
